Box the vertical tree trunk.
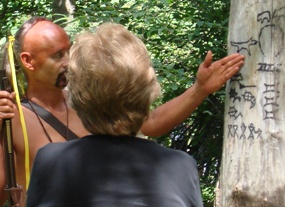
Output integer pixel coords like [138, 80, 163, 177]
[217, 0, 285, 206]
[52, 0, 75, 26]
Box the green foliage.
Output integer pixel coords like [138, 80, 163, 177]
[0, 0, 231, 204]
[0, 0, 52, 38]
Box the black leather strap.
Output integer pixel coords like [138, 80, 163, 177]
[21, 98, 78, 140]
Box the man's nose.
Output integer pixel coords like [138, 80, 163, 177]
[63, 53, 69, 67]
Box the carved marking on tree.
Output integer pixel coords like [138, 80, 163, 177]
[228, 107, 243, 120]
[260, 73, 280, 120]
[248, 123, 262, 139]
[258, 8, 284, 57]
[230, 7, 285, 58]
[257, 63, 281, 72]
[240, 123, 247, 139]
[230, 73, 257, 90]
[257, 11, 271, 23]
[227, 123, 262, 140]
[226, 6, 285, 138]
[242, 91, 256, 108]
[231, 38, 258, 56]
[229, 88, 241, 103]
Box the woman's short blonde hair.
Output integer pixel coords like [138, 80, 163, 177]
[68, 22, 161, 136]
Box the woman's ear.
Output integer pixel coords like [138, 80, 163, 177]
[20, 52, 34, 71]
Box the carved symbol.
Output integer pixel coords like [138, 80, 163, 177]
[262, 83, 279, 120]
[230, 73, 257, 89]
[242, 91, 256, 108]
[256, 128, 262, 139]
[248, 123, 262, 139]
[257, 9, 285, 57]
[228, 125, 239, 139]
[257, 63, 281, 72]
[264, 96, 279, 107]
[228, 106, 242, 120]
[273, 6, 285, 20]
[228, 123, 263, 140]
[257, 11, 271, 23]
[231, 37, 258, 56]
[258, 24, 284, 57]
[228, 125, 232, 138]
[229, 88, 241, 103]
[264, 109, 276, 120]
[264, 83, 276, 93]
[240, 123, 247, 139]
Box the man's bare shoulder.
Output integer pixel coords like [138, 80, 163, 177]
[12, 105, 51, 155]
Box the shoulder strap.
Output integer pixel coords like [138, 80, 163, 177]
[21, 98, 79, 140]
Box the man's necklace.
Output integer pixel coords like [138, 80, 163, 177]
[25, 95, 69, 143]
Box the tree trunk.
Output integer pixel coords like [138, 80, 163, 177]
[52, 0, 75, 26]
[217, 0, 285, 206]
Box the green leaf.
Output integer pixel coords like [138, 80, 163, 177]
[170, 83, 178, 90]
[0, 37, 7, 45]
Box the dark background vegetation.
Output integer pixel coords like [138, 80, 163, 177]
[0, 0, 231, 205]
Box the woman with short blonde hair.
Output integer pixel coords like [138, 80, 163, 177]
[68, 23, 161, 136]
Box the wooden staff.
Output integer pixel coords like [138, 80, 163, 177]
[1, 61, 23, 207]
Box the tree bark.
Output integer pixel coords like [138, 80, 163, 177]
[217, 0, 285, 206]
[52, 0, 75, 26]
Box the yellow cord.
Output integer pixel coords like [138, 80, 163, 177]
[8, 36, 30, 189]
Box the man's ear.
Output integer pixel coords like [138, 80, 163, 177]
[20, 52, 34, 71]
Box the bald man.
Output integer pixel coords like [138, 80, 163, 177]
[0, 16, 244, 205]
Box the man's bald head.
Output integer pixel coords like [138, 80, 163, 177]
[22, 21, 68, 55]
[14, 17, 51, 56]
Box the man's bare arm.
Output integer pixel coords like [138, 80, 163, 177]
[141, 51, 245, 137]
